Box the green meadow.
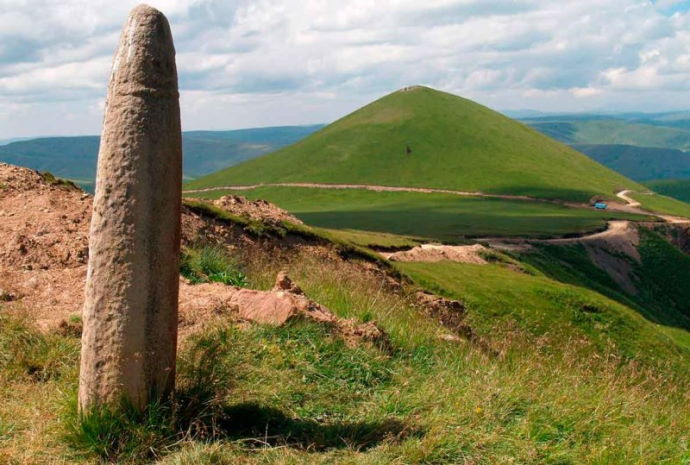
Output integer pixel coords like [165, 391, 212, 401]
[192, 186, 649, 241]
[3, 241, 690, 464]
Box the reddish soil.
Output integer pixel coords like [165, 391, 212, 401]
[211, 194, 303, 226]
[0, 164, 388, 349]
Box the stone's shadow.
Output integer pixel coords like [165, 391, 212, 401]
[175, 336, 420, 452]
[213, 402, 416, 451]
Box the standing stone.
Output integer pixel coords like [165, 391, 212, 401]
[79, 4, 182, 412]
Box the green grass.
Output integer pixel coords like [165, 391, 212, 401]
[516, 235, 690, 336]
[3, 242, 690, 463]
[572, 144, 690, 181]
[182, 198, 396, 270]
[181, 244, 248, 286]
[631, 191, 690, 217]
[398, 261, 690, 365]
[187, 87, 643, 203]
[312, 228, 424, 249]
[191, 186, 650, 241]
[644, 178, 690, 203]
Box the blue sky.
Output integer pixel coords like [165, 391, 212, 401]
[1, 0, 689, 138]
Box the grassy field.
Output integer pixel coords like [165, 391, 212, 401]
[644, 179, 690, 203]
[191, 186, 650, 241]
[311, 227, 424, 249]
[3, 246, 690, 464]
[516, 230, 690, 332]
[187, 87, 642, 203]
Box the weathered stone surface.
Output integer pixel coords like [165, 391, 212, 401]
[79, 4, 182, 411]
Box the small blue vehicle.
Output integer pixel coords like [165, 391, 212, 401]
[594, 202, 608, 210]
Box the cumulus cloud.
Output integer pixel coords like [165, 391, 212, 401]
[0, 0, 689, 137]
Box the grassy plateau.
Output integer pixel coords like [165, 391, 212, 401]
[190, 187, 650, 241]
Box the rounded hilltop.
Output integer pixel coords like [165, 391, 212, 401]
[187, 85, 642, 203]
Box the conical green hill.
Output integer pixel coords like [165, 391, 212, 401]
[187, 86, 642, 202]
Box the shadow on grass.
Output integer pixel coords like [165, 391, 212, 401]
[66, 325, 418, 463]
[217, 402, 414, 451]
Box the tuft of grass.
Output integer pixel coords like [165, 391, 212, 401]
[64, 399, 178, 462]
[39, 171, 81, 191]
[0, 314, 78, 382]
[181, 244, 248, 287]
[64, 331, 235, 463]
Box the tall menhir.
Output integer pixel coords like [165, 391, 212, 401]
[79, 4, 182, 412]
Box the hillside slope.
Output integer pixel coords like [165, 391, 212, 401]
[573, 144, 690, 181]
[644, 179, 690, 203]
[525, 118, 690, 150]
[2, 162, 690, 463]
[187, 87, 642, 203]
[0, 125, 321, 190]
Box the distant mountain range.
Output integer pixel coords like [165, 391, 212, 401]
[514, 112, 690, 204]
[523, 117, 690, 151]
[0, 137, 33, 146]
[0, 125, 322, 190]
[571, 144, 690, 181]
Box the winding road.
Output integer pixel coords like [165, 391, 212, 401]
[186, 183, 649, 215]
[186, 183, 688, 250]
[616, 190, 641, 208]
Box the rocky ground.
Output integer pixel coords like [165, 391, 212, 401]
[0, 163, 473, 350]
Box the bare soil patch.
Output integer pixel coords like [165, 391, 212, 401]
[383, 243, 489, 264]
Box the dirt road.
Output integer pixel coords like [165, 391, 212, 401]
[187, 183, 688, 261]
[185, 183, 681, 220]
[616, 190, 641, 208]
[185, 182, 546, 202]
[545, 220, 633, 244]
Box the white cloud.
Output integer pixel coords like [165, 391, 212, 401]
[569, 87, 603, 98]
[0, 0, 689, 137]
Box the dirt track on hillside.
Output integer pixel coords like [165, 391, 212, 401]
[187, 183, 690, 263]
[616, 190, 641, 208]
[184, 183, 667, 218]
[185, 182, 545, 202]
